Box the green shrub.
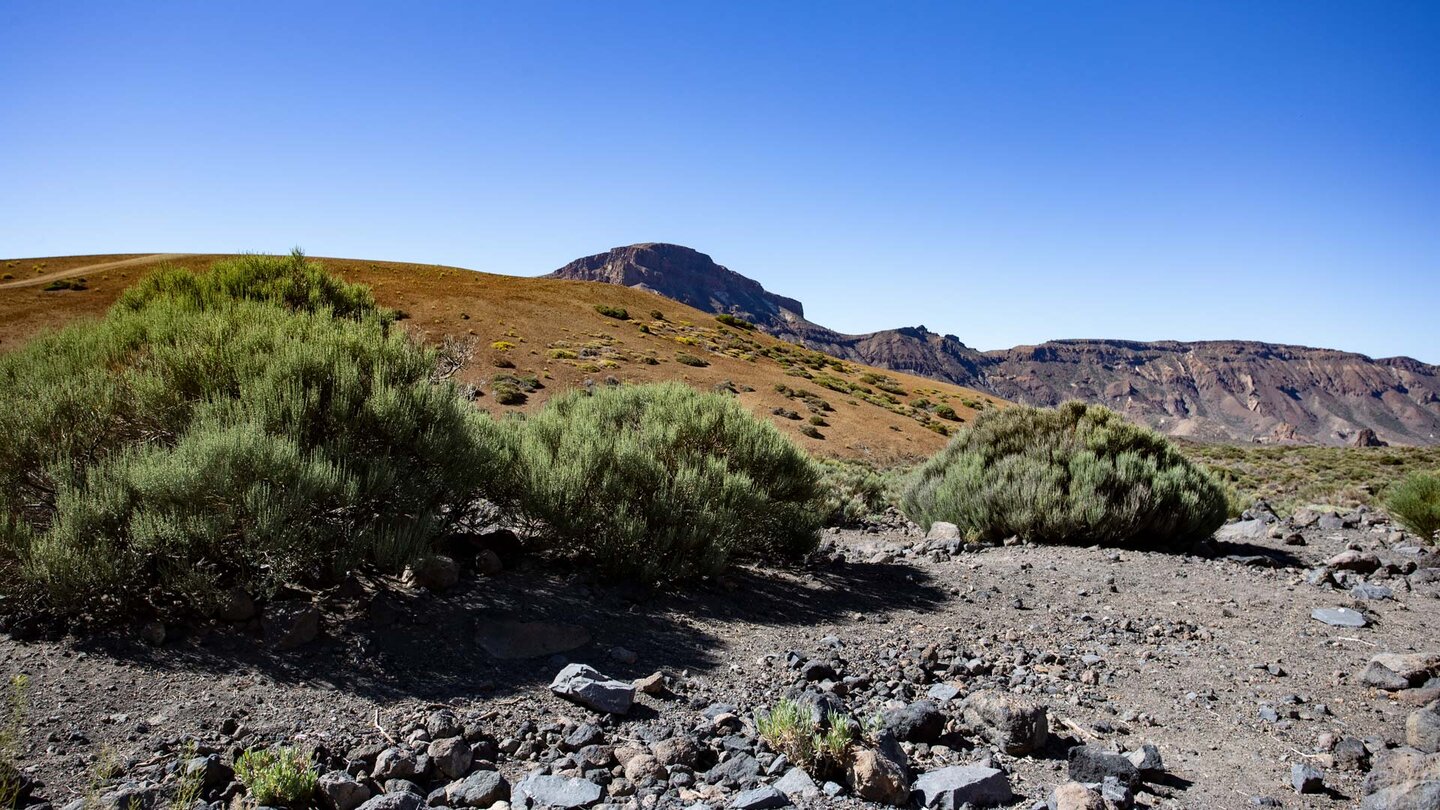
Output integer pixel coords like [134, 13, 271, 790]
[715, 314, 755, 330]
[675, 352, 708, 367]
[511, 382, 823, 581]
[817, 460, 898, 526]
[799, 425, 824, 439]
[42, 278, 86, 292]
[0, 261, 513, 618]
[1386, 472, 1440, 542]
[118, 251, 381, 321]
[234, 747, 317, 807]
[649, 309, 665, 321]
[594, 304, 629, 320]
[902, 401, 1228, 547]
[0, 675, 29, 810]
[757, 698, 854, 781]
[932, 403, 958, 421]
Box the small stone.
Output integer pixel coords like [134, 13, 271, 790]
[427, 737, 472, 780]
[1050, 782, 1104, 810]
[403, 555, 460, 591]
[773, 768, 819, 799]
[1406, 702, 1440, 753]
[263, 600, 321, 649]
[885, 700, 946, 744]
[960, 690, 1048, 755]
[373, 747, 422, 781]
[139, 621, 166, 646]
[475, 548, 504, 576]
[927, 683, 961, 703]
[1125, 743, 1164, 776]
[800, 660, 838, 682]
[1067, 746, 1140, 789]
[446, 771, 510, 808]
[1351, 582, 1394, 601]
[634, 672, 666, 695]
[610, 646, 639, 665]
[729, 786, 790, 810]
[1290, 762, 1324, 794]
[511, 774, 602, 809]
[356, 794, 423, 810]
[216, 587, 257, 622]
[846, 747, 909, 806]
[319, 770, 372, 810]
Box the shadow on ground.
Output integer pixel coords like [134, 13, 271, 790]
[70, 556, 948, 705]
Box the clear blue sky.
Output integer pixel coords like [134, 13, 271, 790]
[3, 2, 1437, 362]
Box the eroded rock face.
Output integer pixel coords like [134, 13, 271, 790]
[549, 243, 1440, 445]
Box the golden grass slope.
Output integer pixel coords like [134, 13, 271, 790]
[0, 253, 1005, 462]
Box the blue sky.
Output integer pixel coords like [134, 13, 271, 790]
[2, 2, 1437, 361]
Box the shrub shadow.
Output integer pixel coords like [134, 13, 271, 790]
[66, 557, 947, 706]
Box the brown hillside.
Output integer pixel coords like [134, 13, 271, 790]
[0, 253, 1003, 462]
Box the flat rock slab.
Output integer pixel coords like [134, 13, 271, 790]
[912, 765, 1014, 809]
[1311, 607, 1368, 628]
[550, 663, 636, 714]
[512, 774, 603, 809]
[476, 621, 591, 659]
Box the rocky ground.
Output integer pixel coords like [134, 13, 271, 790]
[1, 506, 1438, 810]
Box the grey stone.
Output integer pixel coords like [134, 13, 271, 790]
[911, 765, 1014, 809]
[1352, 582, 1394, 601]
[1125, 743, 1164, 776]
[216, 587, 256, 622]
[476, 621, 592, 660]
[1406, 702, 1440, 753]
[319, 771, 372, 810]
[708, 753, 761, 786]
[403, 555, 460, 591]
[885, 699, 946, 743]
[927, 683, 961, 703]
[773, 768, 819, 799]
[1291, 762, 1324, 794]
[263, 600, 321, 649]
[729, 786, 790, 809]
[1067, 746, 1140, 789]
[356, 794, 423, 810]
[926, 522, 962, 540]
[550, 663, 636, 714]
[512, 774, 603, 809]
[1311, 607, 1368, 628]
[446, 770, 510, 808]
[373, 747, 423, 781]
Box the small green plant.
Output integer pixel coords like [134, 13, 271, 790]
[548, 348, 578, 359]
[171, 742, 205, 808]
[932, 403, 958, 421]
[800, 425, 824, 439]
[491, 340, 517, 351]
[594, 304, 629, 320]
[234, 747, 317, 807]
[675, 352, 708, 367]
[757, 699, 855, 780]
[42, 277, 86, 292]
[649, 309, 665, 321]
[808, 415, 828, 427]
[0, 675, 30, 810]
[715, 314, 755, 330]
[1386, 472, 1440, 542]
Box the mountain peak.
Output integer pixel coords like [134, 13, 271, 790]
[546, 243, 804, 323]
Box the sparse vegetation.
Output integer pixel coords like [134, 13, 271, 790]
[234, 747, 317, 807]
[0, 675, 29, 810]
[756, 698, 855, 781]
[0, 255, 513, 618]
[510, 383, 823, 581]
[675, 352, 709, 367]
[715, 313, 755, 330]
[1182, 442, 1440, 515]
[42, 277, 86, 292]
[1386, 472, 1440, 543]
[903, 401, 1228, 547]
[594, 304, 629, 320]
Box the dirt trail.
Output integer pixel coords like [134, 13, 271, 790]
[0, 253, 189, 289]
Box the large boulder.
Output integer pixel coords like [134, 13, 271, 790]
[911, 765, 1014, 809]
[960, 690, 1049, 755]
[1364, 653, 1440, 691]
[550, 663, 636, 714]
[262, 600, 320, 650]
[1361, 747, 1440, 809]
[1067, 746, 1140, 789]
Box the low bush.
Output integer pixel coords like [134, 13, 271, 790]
[42, 278, 86, 292]
[117, 250, 380, 321]
[0, 256, 513, 618]
[715, 314, 755, 330]
[901, 401, 1228, 547]
[511, 382, 823, 581]
[234, 747, 317, 807]
[594, 304, 629, 320]
[757, 698, 855, 781]
[1386, 472, 1440, 542]
[675, 352, 709, 367]
[0, 676, 29, 810]
[817, 460, 899, 526]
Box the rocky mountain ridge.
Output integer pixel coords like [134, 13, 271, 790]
[548, 244, 1440, 446]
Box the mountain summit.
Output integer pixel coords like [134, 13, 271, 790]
[549, 243, 1440, 446]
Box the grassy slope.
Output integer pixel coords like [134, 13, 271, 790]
[0, 253, 1004, 463]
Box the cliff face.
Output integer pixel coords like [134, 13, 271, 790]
[549, 244, 1440, 446]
